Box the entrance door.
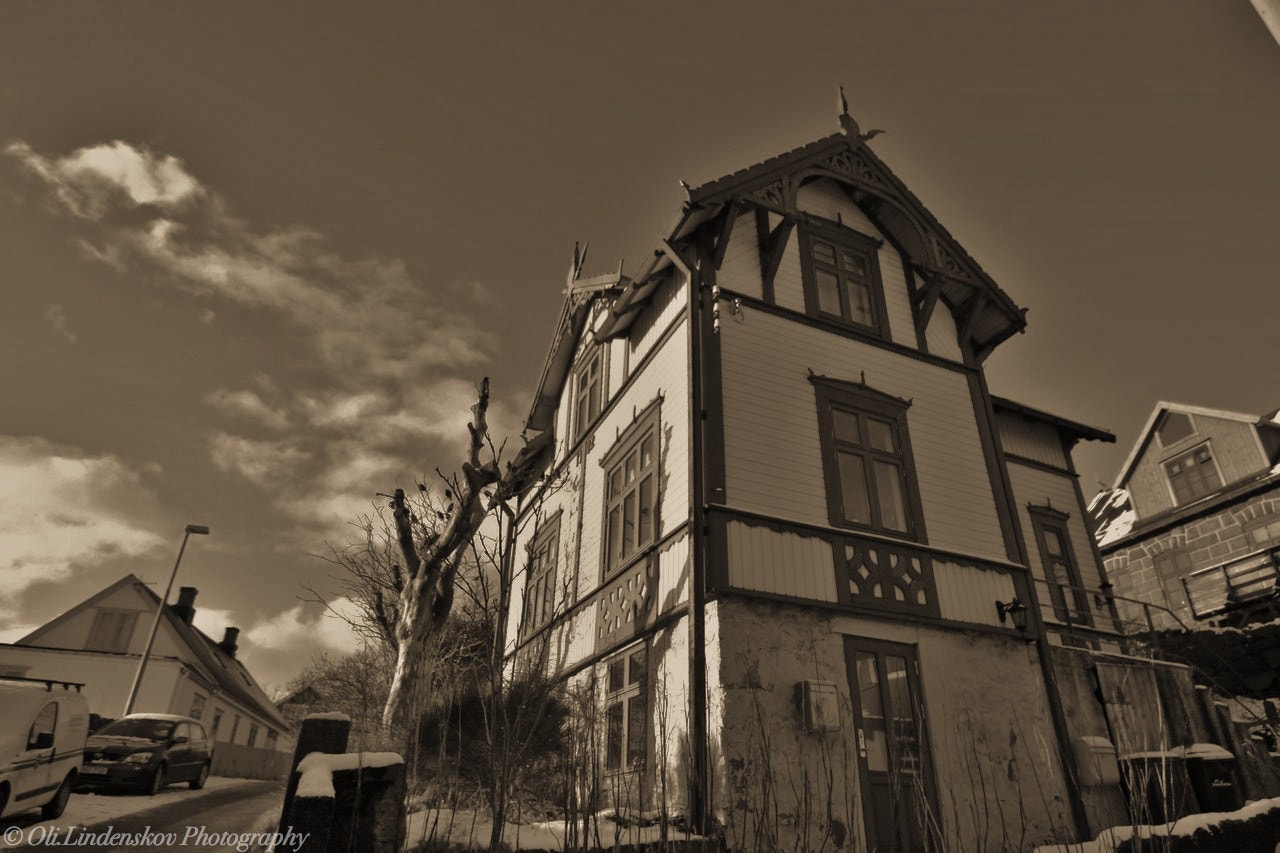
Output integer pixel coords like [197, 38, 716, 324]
[844, 637, 938, 852]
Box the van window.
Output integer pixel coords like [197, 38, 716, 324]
[191, 724, 208, 746]
[28, 702, 57, 749]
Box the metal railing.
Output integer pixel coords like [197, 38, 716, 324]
[1182, 545, 1280, 620]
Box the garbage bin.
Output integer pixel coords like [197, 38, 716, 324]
[1183, 744, 1242, 813]
[1119, 752, 1194, 823]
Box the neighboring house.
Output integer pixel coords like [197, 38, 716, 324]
[0, 575, 290, 777]
[499, 107, 1220, 850]
[1090, 402, 1280, 630]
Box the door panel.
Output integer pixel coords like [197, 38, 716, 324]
[845, 638, 937, 853]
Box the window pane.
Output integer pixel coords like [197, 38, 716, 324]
[638, 475, 654, 545]
[627, 695, 645, 767]
[629, 650, 646, 685]
[608, 659, 625, 693]
[640, 433, 654, 468]
[849, 282, 873, 325]
[873, 461, 907, 532]
[1043, 529, 1065, 557]
[837, 452, 871, 525]
[622, 491, 636, 557]
[624, 451, 637, 486]
[812, 240, 837, 266]
[883, 656, 922, 775]
[609, 468, 622, 500]
[868, 419, 895, 453]
[832, 409, 860, 444]
[606, 704, 623, 769]
[855, 653, 888, 773]
[607, 506, 622, 569]
[815, 270, 842, 316]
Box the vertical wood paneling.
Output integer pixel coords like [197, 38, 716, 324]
[924, 305, 964, 362]
[773, 232, 805, 313]
[720, 306, 1007, 561]
[933, 560, 1016, 627]
[656, 531, 691, 612]
[725, 520, 838, 603]
[630, 274, 688, 367]
[718, 213, 763, 299]
[995, 411, 1069, 469]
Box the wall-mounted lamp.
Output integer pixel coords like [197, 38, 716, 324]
[995, 598, 1029, 632]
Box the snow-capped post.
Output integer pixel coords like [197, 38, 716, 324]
[382, 377, 502, 731]
[277, 712, 351, 843]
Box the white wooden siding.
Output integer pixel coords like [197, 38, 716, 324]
[934, 560, 1017, 627]
[725, 520, 838, 602]
[1008, 462, 1107, 604]
[657, 530, 692, 613]
[773, 230, 805, 314]
[720, 305, 1007, 562]
[924, 303, 963, 362]
[609, 336, 627, 394]
[995, 411, 1069, 470]
[718, 213, 763, 299]
[794, 179, 915, 349]
[630, 273, 688, 367]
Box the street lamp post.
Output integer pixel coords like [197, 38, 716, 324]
[123, 524, 210, 716]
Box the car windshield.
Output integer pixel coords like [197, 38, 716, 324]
[98, 719, 175, 741]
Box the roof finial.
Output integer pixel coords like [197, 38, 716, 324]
[565, 241, 589, 291]
[837, 85, 885, 146]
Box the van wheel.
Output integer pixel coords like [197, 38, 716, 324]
[189, 763, 209, 790]
[42, 775, 73, 819]
[146, 764, 167, 796]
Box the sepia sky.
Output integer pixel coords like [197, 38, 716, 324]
[1, 2, 1277, 692]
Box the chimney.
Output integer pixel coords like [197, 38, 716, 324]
[219, 626, 240, 658]
[172, 587, 198, 625]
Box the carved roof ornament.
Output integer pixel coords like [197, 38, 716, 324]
[837, 85, 885, 147]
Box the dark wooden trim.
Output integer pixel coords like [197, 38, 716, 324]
[1065, 457, 1128, 640]
[1005, 452, 1075, 478]
[544, 604, 693, 685]
[967, 370, 1026, 565]
[754, 207, 774, 303]
[914, 275, 943, 346]
[809, 374, 928, 543]
[724, 291, 973, 374]
[761, 219, 793, 295]
[1028, 505, 1094, 629]
[704, 290, 728, 509]
[711, 202, 738, 271]
[797, 219, 890, 339]
[957, 290, 986, 345]
[687, 228, 711, 832]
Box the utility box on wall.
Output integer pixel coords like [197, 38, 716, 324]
[797, 680, 840, 734]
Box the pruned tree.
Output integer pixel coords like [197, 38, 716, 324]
[383, 377, 504, 730]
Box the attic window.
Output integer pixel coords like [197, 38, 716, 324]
[1165, 444, 1222, 505]
[1156, 411, 1194, 446]
[799, 222, 887, 338]
[85, 609, 138, 653]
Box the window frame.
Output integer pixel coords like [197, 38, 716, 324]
[572, 347, 605, 442]
[1152, 548, 1193, 611]
[85, 608, 138, 653]
[811, 376, 925, 541]
[190, 692, 207, 720]
[521, 512, 562, 635]
[798, 219, 889, 338]
[600, 402, 661, 579]
[603, 641, 647, 774]
[1155, 410, 1196, 447]
[1027, 506, 1091, 627]
[1163, 442, 1223, 506]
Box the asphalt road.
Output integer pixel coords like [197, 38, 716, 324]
[6, 781, 286, 853]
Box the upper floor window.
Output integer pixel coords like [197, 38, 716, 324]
[1165, 444, 1222, 505]
[85, 609, 138, 652]
[603, 407, 659, 576]
[1156, 411, 1195, 446]
[573, 349, 603, 441]
[1028, 507, 1090, 626]
[812, 377, 923, 539]
[522, 513, 561, 634]
[800, 222, 887, 337]
[190, 693, 207, 720]
[604, 643, 647, 772]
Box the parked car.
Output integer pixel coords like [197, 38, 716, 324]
[79, 714, 213, 795]
[0, 676, 89, 821]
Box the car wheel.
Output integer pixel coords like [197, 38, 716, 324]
[41, 774, 73, 819]
[189, 762, 209, 790]
[146, 764, 167, 796]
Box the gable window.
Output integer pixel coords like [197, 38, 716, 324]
[1028, 507, 1090, 627]
[604, 643, 647, 772]
[190, 692, 207, 720]
[812, 377, 923, 539]
[1165, 445, 1222, 505]
[573, 349, 603, 441]
[522, 513, 561, 634]
[603, 406, 659, 576]
[1153, 549, 1193, 610]
[1156, 411, 1195, 446]
[800, 222, 887, 336]
[85, 609, 138, 653]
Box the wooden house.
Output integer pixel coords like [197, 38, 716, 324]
[502, 107, 1195, 850]
[1091, 401, 1280, 630]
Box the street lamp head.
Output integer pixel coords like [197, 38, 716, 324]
[185, 524, 211, 535]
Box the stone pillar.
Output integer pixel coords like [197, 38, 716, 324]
[278, 714, 351, 840]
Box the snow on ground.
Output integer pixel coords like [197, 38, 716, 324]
[405, 807, 709, 851]
[1032, 795, 1280, 853]
[0, 776, 259, 849]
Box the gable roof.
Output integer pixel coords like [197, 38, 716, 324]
[20, 574, 287, 730]
[524, 113, 1032, 435]
[1112, 401, 1267, 489]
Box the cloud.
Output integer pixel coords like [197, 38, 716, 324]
[208, 432, 310, 489]
[245, 598, 363, 656]
[205, 388, 290, 430]
[7, 140, 201, 219]
[0, 436, 165, 614]
[191, 606, 238, 638]
[44, 303, 77, 343]
[199, 307, 217, 325]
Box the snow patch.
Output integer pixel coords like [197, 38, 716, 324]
[1120, 743, 1234, 762]
[1033, 795, 1280, 853]
[1089, 487, 1135, 548]
[294, 750, 403, 801]
[303, 711, 351, 721]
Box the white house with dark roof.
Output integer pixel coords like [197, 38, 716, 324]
[0, 574, 290, 778]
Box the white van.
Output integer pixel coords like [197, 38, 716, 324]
[0, 677, 89, 821]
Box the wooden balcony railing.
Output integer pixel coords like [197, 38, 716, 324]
[1183, 546, 1280, 620]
